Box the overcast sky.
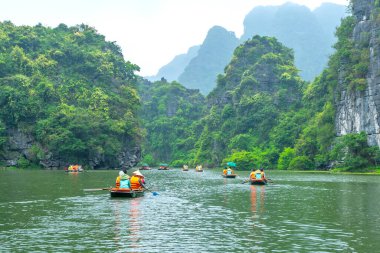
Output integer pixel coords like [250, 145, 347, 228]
[1, 0, 349, 76]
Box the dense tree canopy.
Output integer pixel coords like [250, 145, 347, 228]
[0, 22, 141, 168]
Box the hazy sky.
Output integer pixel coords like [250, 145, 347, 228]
[0, 0, 348, 76]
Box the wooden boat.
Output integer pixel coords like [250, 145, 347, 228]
[250, 179, 267, 185]
[182, 165, 189, 171]
[65, 165, 83, 173]
[140, 165, 151, 170]
[109, 188, 145, 198]
[195, 169, 203, 172]
[222, 174, 237, 178]
[195, 165, 203, 172]
[158, 163, 169, 170]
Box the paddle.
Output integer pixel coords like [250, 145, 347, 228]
[242, 179, 250, 184]
[84, 188, 111, 191]
[142, 184, 159, 196]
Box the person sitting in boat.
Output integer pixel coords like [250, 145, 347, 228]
[130, 170, 146, 191]
[223, 167, 227, 175]
[260, 168, 266, 180]
[119, 173, 131, 189]
[115, 171, 125, 188]
[249, 168, 258, 180]
[227, 167, 232, 175]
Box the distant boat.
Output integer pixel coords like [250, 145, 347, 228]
[158, 163, 169, 170]
[140, 163, 151, 170]
[195, 165, 203, 172]
[183, 165, 189, 171]
[65, 165, 83, 173]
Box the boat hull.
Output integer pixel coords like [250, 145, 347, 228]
[222, 174, 237, 178]
[195, 170, 203, 172]
[250, 179, 267, 185]
[110, 188, 145, 198]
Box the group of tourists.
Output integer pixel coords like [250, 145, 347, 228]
[223, 167, 235, 175]
[115, 169, 146, 191]
[249, 168, 266, 180]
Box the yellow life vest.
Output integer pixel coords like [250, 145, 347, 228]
[130, 176, 143, 190]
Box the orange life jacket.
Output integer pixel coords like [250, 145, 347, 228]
[115, 176, 121, 188]
[130, 176, 143, 190]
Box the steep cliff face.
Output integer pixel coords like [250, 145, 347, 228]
[335, 0, 380, 146]
[178, 26, 239, 95]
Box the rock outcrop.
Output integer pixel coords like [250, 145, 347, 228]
[335, 0, 380, 146]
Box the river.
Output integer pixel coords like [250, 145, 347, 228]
[0, 169, 379, 252]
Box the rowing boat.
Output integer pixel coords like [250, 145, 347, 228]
[222, 174, 237, 178]
[109, 188, 145, 198]
[250, 179, 267, 185]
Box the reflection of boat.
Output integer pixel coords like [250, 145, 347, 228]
[65, 165, 83, 173]
[222, 174, 237, 178]
[158, 163, 169, 170]
[182, 165, 189, 171]
[140, 164, 151, 170]
[250, 179, 267, 185]
[110, 188, 145, 198]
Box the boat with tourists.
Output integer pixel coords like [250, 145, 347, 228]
[222, 162, 236, 178]
[109, 188, 145, 198]
[249, 169, 267, 185]
[195, 165, 203, 172]
[158, 163, 169, 170]
[65, 164, 83, 173]
[140, 163, 151, 170]
[183, 165, 189, 171]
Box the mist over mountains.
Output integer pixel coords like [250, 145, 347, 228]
[147, 2, 346, 95]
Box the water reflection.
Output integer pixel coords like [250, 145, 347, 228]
[128, 199, 141, 251]
[112, 198, 142, 252]
[250, 185, 265, 214]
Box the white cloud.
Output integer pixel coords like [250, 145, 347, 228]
[0, 0, 349, 76]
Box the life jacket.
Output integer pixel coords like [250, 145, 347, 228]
[223, 169, 227, 175]
[120, 179, 130, 189]
[115, 176, 121, 188]
[250, 172, 256, 179]
[130, 176, 143, 190]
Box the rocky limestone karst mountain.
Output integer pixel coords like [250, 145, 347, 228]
[151, 2, 346, 95]
[242, 2, 347, 81]
[146, 45, 200, 82]
[335, 0, 380, 147]
[178, 26, 239, 95]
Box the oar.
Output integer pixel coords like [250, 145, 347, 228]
[142, 185, 159, 196]
[84, 188, 111, 191]
[241, 179, 250, 184]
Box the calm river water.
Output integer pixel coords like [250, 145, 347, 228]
[0, 169, 379, 252]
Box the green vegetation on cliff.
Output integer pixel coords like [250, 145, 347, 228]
[137, 78, 205, 166]
[0, 22, 141, 168]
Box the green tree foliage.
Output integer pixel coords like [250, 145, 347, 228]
[278, 147, 295, 170]
[331, 132, 380, 171]
[0, 22, 141, 167]
[137, 78, 205, 166]
[194, 36, 305, 166]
